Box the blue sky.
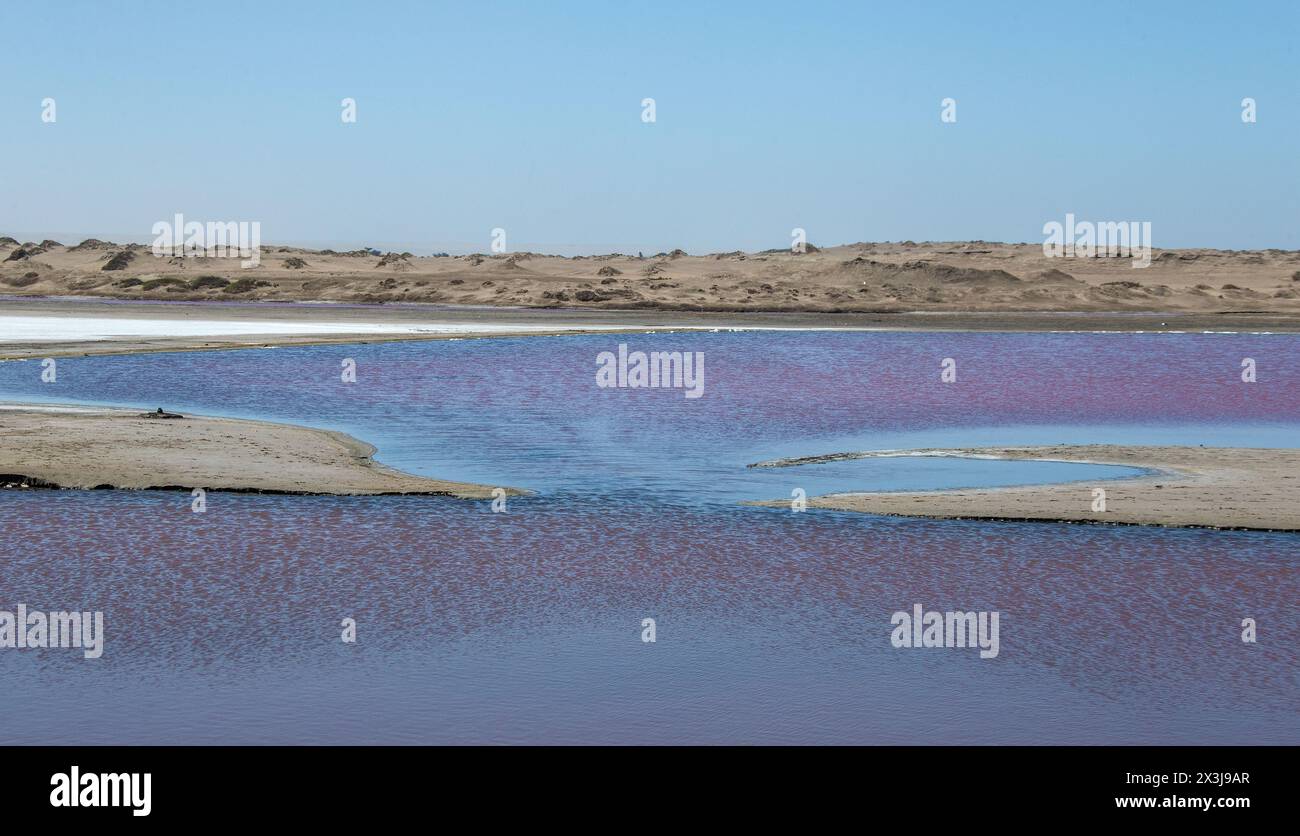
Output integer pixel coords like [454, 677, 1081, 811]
[2, 0, 1297, 254]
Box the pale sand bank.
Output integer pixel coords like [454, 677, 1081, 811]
[0, 313, 628, 341]
[748, 445, 1300, 531]
[0, 300, 686, 359]
[2, 298, 1298, 361]
[0, 404, 518, 497]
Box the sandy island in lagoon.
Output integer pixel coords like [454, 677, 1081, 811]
[747, 446, 1300, 532]
[0, 404, 519, 498]
[2, 238, 1298, 517]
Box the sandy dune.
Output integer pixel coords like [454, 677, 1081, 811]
[0, 405, 518, 497]
[749, 445, 1300, 531]
[4, 237, 1299, 316]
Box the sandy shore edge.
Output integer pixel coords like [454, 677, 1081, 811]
[2, 299, 1298, 361]
[746, 445, 1300, 531]
[0, 402, 521, 498]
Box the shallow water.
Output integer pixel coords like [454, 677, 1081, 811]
[0, 331, 1297, 743]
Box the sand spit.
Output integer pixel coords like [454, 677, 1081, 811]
[0, 299, 713, 359]
[0, 405, 519, 497]
[747, 445, 1300, 531]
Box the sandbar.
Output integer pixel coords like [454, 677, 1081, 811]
[748, 445, 1300, 531]
[0, 404, 517, 497]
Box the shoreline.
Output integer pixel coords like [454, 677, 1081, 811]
[0, 402, 519, 498]
[747, 445, 1300, 532]
[1, 297, 1298, 360]
[0, 297, 707, 360]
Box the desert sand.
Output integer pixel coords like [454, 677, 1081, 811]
[0, 404, 517, 497]
[3, 237, 1299, 318]
[748, 445, 1300, 531]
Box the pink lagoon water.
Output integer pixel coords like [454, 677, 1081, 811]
[0, 330, 1296, 743]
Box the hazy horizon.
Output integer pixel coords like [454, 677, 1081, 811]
[8, 230, 1300, 260]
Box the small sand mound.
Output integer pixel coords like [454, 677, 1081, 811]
[2, 273, 41, 287]
[1092, 281, 1166, 300]
[223, 277, 271, 294]
[840, 257, 1019, 286]
[188, 275, 230, 290]
[101, 251, 137, 271]
[70, 238, 118, 252]
[1026, 268, 1081, 284]
[596, 266, 622, 277]
[903, 261, 1021, 284]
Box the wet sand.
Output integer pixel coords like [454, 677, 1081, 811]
[0, 404, 517, 497]
[748, 445, 1300, 531]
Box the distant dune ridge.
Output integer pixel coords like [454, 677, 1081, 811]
[3, 237, 1298, 314]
